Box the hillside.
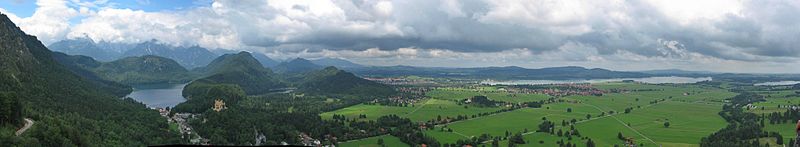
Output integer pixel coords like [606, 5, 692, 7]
[51, 52, 132, 95]
[301, 67, 394, 96]
[273, 58, 324, 74]
[0, 13, 180, 146]
[53, 52, 193, 84]
[252, 53, 279, 67]
[93, 55, 193, 84]
[191, 52, 285, 95]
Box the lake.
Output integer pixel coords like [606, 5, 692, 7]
[481, 76, 712, 85]
[125, 83, 187, 108]
[754, 81, 800, 86]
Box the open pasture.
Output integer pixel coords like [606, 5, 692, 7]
[320, 98, 503, 122]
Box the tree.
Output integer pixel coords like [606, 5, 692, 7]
[586, 138, 596, 147]
[0, 92, 22, 126]
[585, 114, 591, 120]
[617, 132, 624, 140]
[776, 135, 784, 145]
[509, 133, 525, 144]
[377, 138, 384, 146]
[567, 108, 572, 113]
[664, 121, 670, 128]
[491, 139, 500, 147]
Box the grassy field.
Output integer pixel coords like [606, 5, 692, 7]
[427, 88, 551, 103]
[324, 83, 737, 146]
[320, 98, 503, 122]
[747, 90, 800, 142]
[339, 135, 408, 147]
[425, 107, 587, 143]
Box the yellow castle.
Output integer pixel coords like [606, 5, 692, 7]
[213, 99, 226, 112]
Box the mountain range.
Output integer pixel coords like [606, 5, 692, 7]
[47, 39, 279, 70]
[47, 38, 760, 81]
[273, 58, 325, 74]
[53, 51, 194, 84]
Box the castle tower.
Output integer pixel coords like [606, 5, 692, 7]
[213, 99, 226, 112]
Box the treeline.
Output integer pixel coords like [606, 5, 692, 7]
[766, 108, 800, 124]
[331, 114, 440, 146]
[700, 92, 782, 147]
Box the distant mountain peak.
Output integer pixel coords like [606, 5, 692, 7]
[273, 57, 324, 74]
[290, 57, 312, 62]
[311, 57, 364, 69]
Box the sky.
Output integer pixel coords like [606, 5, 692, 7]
[1, 0, 799, 73]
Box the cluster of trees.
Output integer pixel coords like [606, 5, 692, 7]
[466, 96, 501, 107]
[700, 92, 781, 147]
[423, 107, 519, 126]
[173, 82, 246, 113]
[765, 108, 800, 124]
[377, 115, 440, 147]
[0, 92, 22, 127]
[524, 101, 543, 108]
[649, 98, 666, 104]
[538, 120, 555, 133]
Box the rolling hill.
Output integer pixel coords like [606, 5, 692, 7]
[93, 55, 193, 84]
[273, 58, 324, 74]
[53, 52, 193, 85]
[301, 66, 394, 96]
[190, 52, 285, 95]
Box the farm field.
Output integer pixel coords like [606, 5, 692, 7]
[339, 135, 409, 147]
[747, 90, 800, 142]
[324, 83, 738, 146]
[427, 88, 551, 103]
[320, 98, 503, 122]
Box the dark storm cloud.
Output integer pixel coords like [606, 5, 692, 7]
[205, 0, 800, 63]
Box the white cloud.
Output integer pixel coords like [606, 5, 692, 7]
[2, 0, 800, 73]
[5, 0, 79, 44]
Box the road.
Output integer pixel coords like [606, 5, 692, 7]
[15, 118, 33, 136]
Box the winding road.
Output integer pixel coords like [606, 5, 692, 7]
[15, 118, 33, 136]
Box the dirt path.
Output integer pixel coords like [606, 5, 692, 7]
[15, 118, 33, 136]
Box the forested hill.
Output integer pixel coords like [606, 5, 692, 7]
[0, 13, 180, 146]
[190, 52, 286, 95]
[273, 58, 324, 74]
[301, 66, 394, 96]
[93, 55, 193, 84]
[54, 53, 194, 84]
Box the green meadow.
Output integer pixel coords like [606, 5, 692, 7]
[323, 83, 739, 146]
[339, 135, 409, 147]
[320, 98, 503, 122]
[427, 87, 551, 103]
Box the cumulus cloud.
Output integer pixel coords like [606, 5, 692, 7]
[3, 0, 800, 73]
[2, 0, 78, 43]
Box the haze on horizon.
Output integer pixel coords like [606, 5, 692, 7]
[1, 0, 799, 73]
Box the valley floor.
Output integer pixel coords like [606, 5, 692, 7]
[324, 82, 737, 147]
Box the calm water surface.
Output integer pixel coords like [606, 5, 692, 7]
[754, 81, 800, 86]
[125, 83, 187, 108]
